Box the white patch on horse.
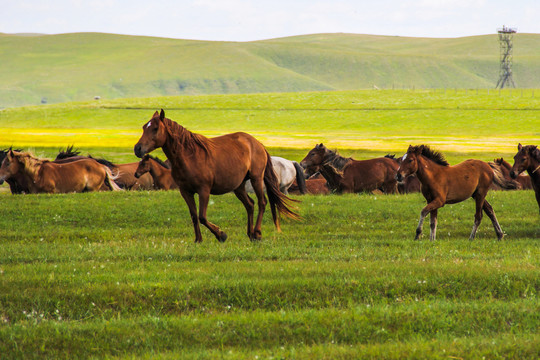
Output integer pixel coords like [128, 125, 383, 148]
[146, 121, 153, 129]
[402, 153, 408, 161]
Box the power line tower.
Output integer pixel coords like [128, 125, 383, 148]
[496, 26, 517, 89]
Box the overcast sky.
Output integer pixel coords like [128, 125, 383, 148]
[1, 0, 538, 41]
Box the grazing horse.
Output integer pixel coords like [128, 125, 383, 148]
[510, 144, 540, 213]
[493, 157, 533, 190]
[134, 154, 178, 190]
[396, 145, 504, 241]
[300, 144, 399, 194]
[0, 150, 122, 193]
[55, 146, 154, 190]
[133, 109, 299, 242]
[245, 156, 307, 194]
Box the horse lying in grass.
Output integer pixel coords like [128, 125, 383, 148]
[396, 145, 504, 241]
[134, 109, 299, 243]
[300, 143, 399, 194]
[245, 156, 307, 195]
[510, 143, 540, 213]
[0, 150, 122, 193]
[56, 146, 154, 190]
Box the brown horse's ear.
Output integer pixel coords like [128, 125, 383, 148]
[160, 109, 165, 121]
[518, 143, 522, 151]
[407, 145, 413, 152]
[153, 110, 159, 117]
[317, 143, 324, 149]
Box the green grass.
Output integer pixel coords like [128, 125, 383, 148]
[0, 190, 538, 358]
[2, 32, 540, 107]
[0, 90, 539, 358]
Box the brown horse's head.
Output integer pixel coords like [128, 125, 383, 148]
[300, 143, 327, 170]
[396, 145, 421, 182]
[511, 143, 539, 178]
[134, 154, 151, 178]
[134, 109, 168, 158]
[0, 150, 22, 184]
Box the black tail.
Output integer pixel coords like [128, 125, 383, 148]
[263, 153, 301, 228]
[292, 161, 307, 194]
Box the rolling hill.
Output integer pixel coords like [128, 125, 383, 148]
[1, 32, 540, 107]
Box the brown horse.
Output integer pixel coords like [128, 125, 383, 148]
[55, 146, 154, 190]
[134, 109, 299, 242]
[0, 150, 122, 193]
[300, 144, 399, 194]
[396, 145, 504, 241]
[492, 157, 533, 190]
[385, 154, 421, 194]
[510, 144, 540, 213]
[134, 154, 178, 190]
[0, 148, 28, 194]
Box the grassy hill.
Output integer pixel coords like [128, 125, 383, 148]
[1, 32, 540, 107]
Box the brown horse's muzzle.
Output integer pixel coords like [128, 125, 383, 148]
[510, 170, 518, 179]
[395, 172, 404, 183]
[134, 143, 144, 158]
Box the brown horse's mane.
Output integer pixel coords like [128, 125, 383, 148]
[410, 145, 449, 167]
[162, 117, 212, 156]
[145, 154, 170, 169]
[322, 148, 352, 173]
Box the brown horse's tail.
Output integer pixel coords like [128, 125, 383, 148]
[263, 152, 301, 231]
[103, 166, 123, 191]
[489, 162, 520, 190]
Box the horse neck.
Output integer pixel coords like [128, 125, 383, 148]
[323, 151, 350, 170]
[318, 163, 343, 190]
[527, 156, 540, 181]
[414, 155, 443, 184]
[149, 160, 168, 182]
[162, 120, 208, 169]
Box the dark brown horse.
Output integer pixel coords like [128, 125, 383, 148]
[0, 150, 122, 193]
[300, 144, 399, 194]
[510, 144, 540, 213]
[0, 148, 28, 194]
[134, 109, 299, 242]
[396, 145, 504, 241]
[134, 154, 178, 190]
[55, 146, 154, 190]
[492, 157, 533, 190]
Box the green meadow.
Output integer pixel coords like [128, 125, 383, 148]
[0, 90, 539, 358]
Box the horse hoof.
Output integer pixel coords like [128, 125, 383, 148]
[218, 232, 228, 243]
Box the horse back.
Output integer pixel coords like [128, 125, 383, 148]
[444, 159, 493, 202]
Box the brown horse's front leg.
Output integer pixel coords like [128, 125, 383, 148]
[417, 200, 443, 240]
[429, 209, 438, 241]
[198, 189, 227, 242]
[179, 189, 203, 243]
[469, 195, 485, 240]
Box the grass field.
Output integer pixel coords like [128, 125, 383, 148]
[0, 90, 539, 358]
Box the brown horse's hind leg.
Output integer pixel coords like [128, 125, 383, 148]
[429, 209, 438, 241]
[233, 186, 255, 240]
[179, 189, 204, 243]
[197, 189, 228, 243]
[250, 177, 268, 240]
[483, 200, 504, 240]
[469, 195, 485, 240]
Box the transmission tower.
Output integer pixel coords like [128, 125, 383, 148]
[496, 26, 517, 89]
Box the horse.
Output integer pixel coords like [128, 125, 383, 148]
[245, 156, 307, 194]
[55, 146, 154, 190]
[0, 150, 122, 193]
[300, 144, 399, 194]
[385, 154, 421, 194]
[134, 154, 178, 190]
[396, 145, 504, 241]
[510, 144, 540, 213]
[289, 175, 330, 195]
[0, 148, 28, 194]
[133, 109, 299, 242]
[492, 157, 533, 190]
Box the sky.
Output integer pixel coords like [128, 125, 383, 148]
[1, 0, 538, 42]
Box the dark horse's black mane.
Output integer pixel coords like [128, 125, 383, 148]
[411, 145, 449, 167]
[323, 148, 352, 170]
[145, 154, 170, 169]
[55, 145, 116, 168]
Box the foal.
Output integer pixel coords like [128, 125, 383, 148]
[396, 145, 504, 241]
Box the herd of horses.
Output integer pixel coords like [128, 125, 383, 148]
[1, 110, 539, 242]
